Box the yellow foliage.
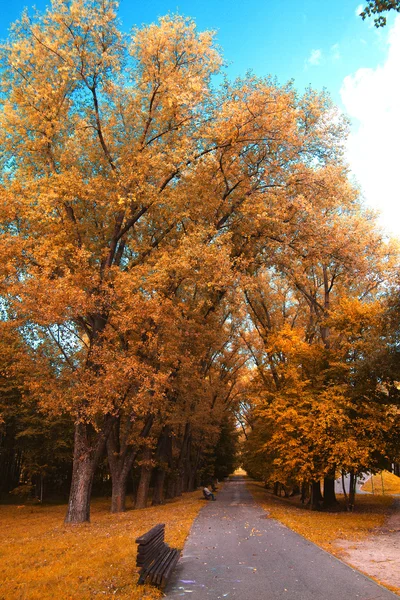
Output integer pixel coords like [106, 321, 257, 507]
[0, 491, 204, 600]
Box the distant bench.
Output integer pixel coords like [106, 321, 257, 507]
[135, 523, 180, 589]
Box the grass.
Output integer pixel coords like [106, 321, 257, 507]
[361, 470, 400, 494]
[0, 490, 207, 600]
[247, 480, 394, 554]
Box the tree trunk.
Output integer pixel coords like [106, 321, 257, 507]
[135, 447, 152, 509]
[341, 470, 351, 510]
[165, 470, 178, 499]
[187, 447, 201, 491]
[301, 482, 308, 504]
[182, 436, 192, 493]
[176, 422, 191, 497]
[110, 470, 127, 513]
[164, 434, 177, 499]
[65, 425, 96, 524]
[65, 419, 113, 524]
[152, 468, 166, 505]
[323, 473, 338, 510]
[349, 471, 357, 510]
[107, 413, 154, 513]
[310, 480, 323, 510]
[152, 426, 171, 506]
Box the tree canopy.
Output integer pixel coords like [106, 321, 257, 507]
[1, 0, 399, 520]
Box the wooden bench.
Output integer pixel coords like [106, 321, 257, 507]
[135, 523, 180, 589]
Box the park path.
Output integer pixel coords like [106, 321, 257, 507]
[165, 476, 399, 600]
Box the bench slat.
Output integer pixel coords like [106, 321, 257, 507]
[137, 532, 164, 555]
[142, 549, 168, 584]
[151, 548, 175, 586]
[155, 548, 179, 586]
[161, 549, 180, 589]
[136, 541, 168, 567]
[138, 546, 169, 583]
[137, 536, 165, 558]
[135, 523, 165, 545]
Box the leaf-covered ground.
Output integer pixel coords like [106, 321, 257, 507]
[247, 480, 393, 551]
[0, 491, 205, 600]
[361, 470, 400, 494]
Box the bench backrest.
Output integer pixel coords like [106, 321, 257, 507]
[136, 523, 166, 568]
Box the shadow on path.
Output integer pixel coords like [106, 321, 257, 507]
[165, 476, 399, 599]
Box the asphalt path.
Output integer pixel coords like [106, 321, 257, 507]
[165, 476, 399, 600]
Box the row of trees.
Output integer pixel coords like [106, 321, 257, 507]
[238, 0, 400, 509]
[240, 249, 400, 509]
[0, 1, 399, 520]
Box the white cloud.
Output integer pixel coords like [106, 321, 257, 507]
[307, 49, 322, 66]
[355, 4, 364, 17]
[331, 43, 341, 61]
[340, 16, 400, 237]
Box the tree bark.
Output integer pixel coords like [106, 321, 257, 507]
[65, 419, 114, 523]
[348, 470, 357, 510]
[152, 468, 166, 505]
[187, 447, 201, 491]
[341, 470, 350, 510]
[152, 426, 170, 506]
[301, 482, 308, 504]
[135, 446, 152, 509]
[164, 433, 177, 499]
[176, 422, 191, 496]
[111, 473, 127, 513]
[323, 473, 338, 509]
[310, 480, 323, 510]
[107, 413, 154, 513]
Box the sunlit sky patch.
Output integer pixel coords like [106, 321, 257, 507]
[1, 0, 398, 237]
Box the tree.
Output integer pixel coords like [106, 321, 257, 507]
[360, 1, 400, 27]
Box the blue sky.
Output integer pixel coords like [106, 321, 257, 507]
[0, 0, 399, 236]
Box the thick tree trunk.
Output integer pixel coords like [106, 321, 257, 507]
[107, 413, 154, 513]
[66, 425, 97, 523]
[301, 482, 309, 504]
[65, 418, 114, 523]
[323, 473, 338, 510]
[152, 468, 166, 505]
[65, 460, 93, 523]
[165, 470, 178, 499]
[135, 447, 152, 509]
[110, 468, 128, 513]
[310, 480, 323, 510]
